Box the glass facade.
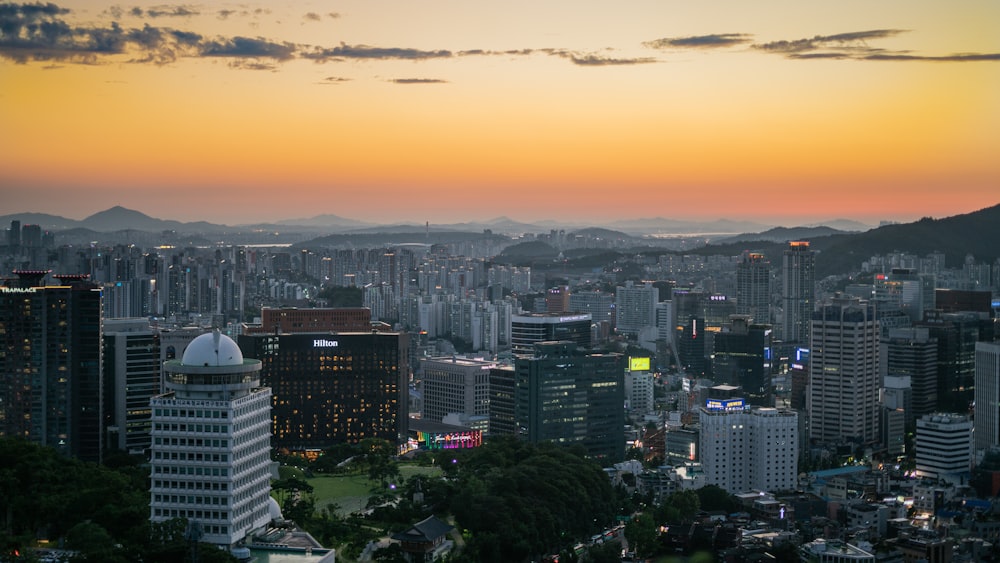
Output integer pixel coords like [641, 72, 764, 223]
[239, 332, 409, 450]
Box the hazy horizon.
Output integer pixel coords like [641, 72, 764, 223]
[6, 201, 998, 231]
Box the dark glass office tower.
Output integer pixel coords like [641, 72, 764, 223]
[713, 315, 774, 407]
[510, 313, 592, 355]
[239, 331, 409, 450]
[0, 270, 103, 462]
[782, 241, 815, 345]
[103, 318, 161, 454]
[514, 341, 625, 461]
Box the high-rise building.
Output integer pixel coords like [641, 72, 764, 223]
[420, 356, 494, 425]
[238, 331, 409, 450]
[0, 270, 104, 462]
[625, 357, 655, 413]
[244, 306, 372, 334]
[677, 316, 707, 377]
[149, 331, 272, 551]
[917, 311, 984, 413]
[808, 295, 880, 447]
[569, 290, 616, 327]
[487, 365, 516, 437]
[915, 413, 972, 484]
[615, 281, 659, 336]
[7, 220, 20, 248]
[974, 341, 1000, 453]
[665, 426, 699, 465]
[874, 268, 935, 322]
[103, 318, 161, 455]
[699, 400, 798, 494]
[736, 251, 771, 325]
[515, 341, 624, 461]
[712, 315, 773, 407]
[782, 241, 815, 345]
[510, 313, 591, 355]
[883, 327, 937, 419]
[545, 285, 570, 313]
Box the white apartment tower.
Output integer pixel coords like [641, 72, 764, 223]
[699, 401, 798, 494]
[809, 295, 880, 447]
[149, 331, 273, 551]
[974, 341, 1000, 453]
[915, 413, 972, 483]
[615, 281, 659, 337]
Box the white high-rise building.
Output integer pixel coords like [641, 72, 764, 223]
[915, 413, 972, 484]
[974, 341, 1000, 453]
[149, 331, 273, 551]
[420, 356, 495, 425]
[615, 281, 659, 337]
[625, 363, 655, 413]
[699, 401, 798, 494]
[809, 295, 880, 447]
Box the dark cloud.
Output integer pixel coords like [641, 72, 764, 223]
[328, 12, 340, 19]
[863, 52, 1000, 62]
[228, 59, 277, 71]
[303, 12, 321, 22]
[0, 3, 121, 63]
[0, 2, 67, 18]
[754, 29, 904, 56]
[753, 29, 999, 62]
[217, 9, 235, 20]
[644, 33, 752, 49]
[548, 50, 657, 66]
[301, 42, 452, 62]
[319, 76, 351, 84]
[0, 3, 281, 65]
[144, 5, 199, 18]
[201, 36, 296, 60]
[170, 29, 201, 46]
[391, 78, 447, 84]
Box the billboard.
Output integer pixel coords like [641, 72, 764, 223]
[629, 357, 650, 372]
[705, 398, 746, 412]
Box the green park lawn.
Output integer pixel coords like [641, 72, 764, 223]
[275, 462, 444, 517]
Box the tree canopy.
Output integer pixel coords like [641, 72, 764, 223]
[446, 437, 619, 562]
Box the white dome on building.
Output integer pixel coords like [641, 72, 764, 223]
[181, 330, 244, 367]
[267, 497, 283, 521]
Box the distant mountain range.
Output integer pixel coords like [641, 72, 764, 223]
[0, 206, 871, 237]
[3, 203, 998, 278]
[693, 203, 1000, 276]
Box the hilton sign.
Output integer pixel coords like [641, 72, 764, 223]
[313, 339, 339, 348]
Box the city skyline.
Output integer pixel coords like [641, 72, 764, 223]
[2, 1, 999, 226]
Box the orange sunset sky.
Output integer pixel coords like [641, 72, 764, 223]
[1, 1, 998, 227]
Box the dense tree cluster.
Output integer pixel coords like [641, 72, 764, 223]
[0, 438, 235, 562]
[444, 437, 619, 563]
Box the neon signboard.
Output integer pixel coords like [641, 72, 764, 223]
[705, 398, 746, 412]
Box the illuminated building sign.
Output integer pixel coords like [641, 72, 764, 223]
[705, 398, 746, 412]
[558, 315, 590, 323]
[312, 339, 339, 348]
[629, 357, 650, 372]
[1, 287, 37, 293]
[415, 429, 483, 450]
